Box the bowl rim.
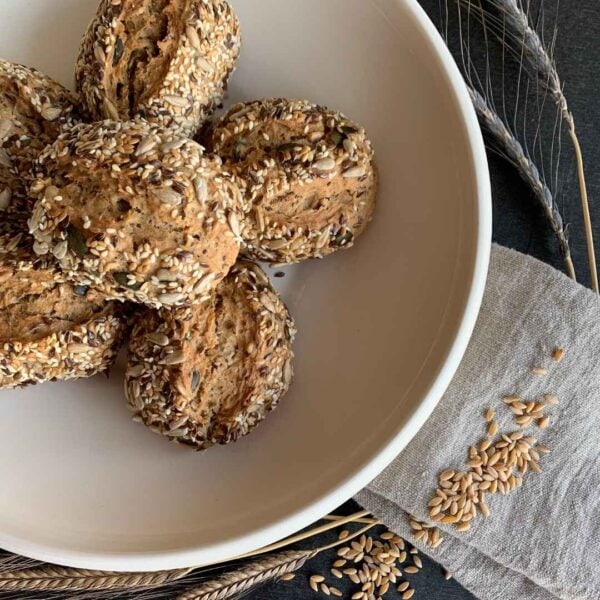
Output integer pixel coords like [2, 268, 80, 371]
[0, 0, 491, 571]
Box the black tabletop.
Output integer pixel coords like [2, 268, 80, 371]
[240, 0, 600, 599]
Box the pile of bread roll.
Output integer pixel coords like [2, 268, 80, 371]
[0, 0, 377, 450]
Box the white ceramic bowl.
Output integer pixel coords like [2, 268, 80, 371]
[0, 0, 490, 571]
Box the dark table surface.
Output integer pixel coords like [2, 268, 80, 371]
[240, 0, 600, 599]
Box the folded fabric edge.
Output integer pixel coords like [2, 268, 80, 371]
[492, 244, 598, 301]
[355, 488, 562, 600]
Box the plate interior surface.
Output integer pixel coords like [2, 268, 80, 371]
[0, 0, 489, 569]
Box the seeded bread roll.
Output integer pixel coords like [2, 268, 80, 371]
[29, 120, 242, 308]
[0, 60, 80, 212]
[0, 214, 127, 389]
[76, 0, 241, 135]
[207, 98, 378, 264]
[125, 260, 295, 450]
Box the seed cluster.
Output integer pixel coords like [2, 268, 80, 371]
[209, 98, 378, 264]
[426, 348, 562, 533]
[302, 530, 422, 599]
[0, 211, 60, 276]
[503, 393, 556, 430]
[409, 517, 444, 549]
[76, 0, 241, 134]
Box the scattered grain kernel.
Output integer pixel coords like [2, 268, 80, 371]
[487, 420, 498, 437]
[529, 461, 542, 473]
[503, 394, 520, 403]
[480, 438, 492, 451]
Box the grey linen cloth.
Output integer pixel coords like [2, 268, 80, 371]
[356, 244, 600, 600]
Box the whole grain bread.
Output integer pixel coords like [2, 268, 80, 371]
[76, 0, 241, 135]
[0, 59, 80, 212]
[0, 214, 127, 389]
[29, 119, 242, 308]
[125, 260, 295, 449]
[207, 98, 378, 263]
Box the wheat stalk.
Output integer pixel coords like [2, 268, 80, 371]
[234, 509, 371, 560]
[176, 549, 317, 600]
[176, 520, 379, 600]
[0, 512, 375, 597]
[323, 514, 379, 525]
[469, 87, 576, 278]
[0, 566, 192, 592]
[463, 0, 598, 291]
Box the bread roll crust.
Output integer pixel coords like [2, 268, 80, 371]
[76, 0, 241, 135]
[125, 261, 295, 449]
[29, 119, 242, 308]
[208, 98, 378, 264]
